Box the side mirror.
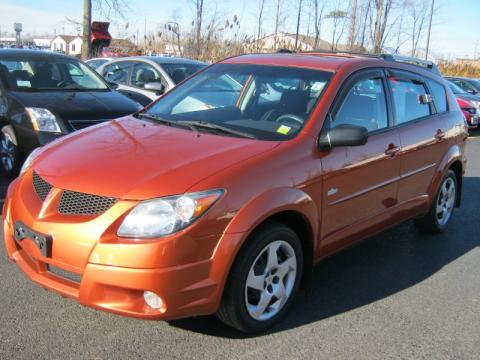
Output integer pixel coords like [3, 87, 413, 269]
[144, 82, 165, 95]
[318, 124, 368, 151]
[108, 81, 119, 90]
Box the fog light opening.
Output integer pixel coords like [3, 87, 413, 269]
[143, 291, 164, 310]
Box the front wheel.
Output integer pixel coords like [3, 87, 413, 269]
[217, 222, 303, 333]
[415, 169, 458, 233]
[0, 125, 22, 178]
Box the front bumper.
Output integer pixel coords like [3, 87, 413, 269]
[3, 179, 244, 320]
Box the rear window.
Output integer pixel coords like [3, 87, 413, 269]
[388, 76, 431, 124]
[427, 80, 448, 113]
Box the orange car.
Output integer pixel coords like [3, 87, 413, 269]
[3, 53, 468, 333]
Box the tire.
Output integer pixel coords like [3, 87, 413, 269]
[0, 125, 22, 178]
[217, 222, 303, 333]
[415, 169, 458, 234]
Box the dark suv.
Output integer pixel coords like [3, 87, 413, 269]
[0, 49, 141, 176]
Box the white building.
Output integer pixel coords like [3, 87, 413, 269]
[33, 38, 52, 49]
[51, 35, 82, 55]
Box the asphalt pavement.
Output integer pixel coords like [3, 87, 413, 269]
[0, 134, 479, 360]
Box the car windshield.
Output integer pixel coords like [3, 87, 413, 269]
[0, 58, 109, 91]
[447, 81, 467, 94]
[160, 63, 207, 84]
[144, 64, 332, 140]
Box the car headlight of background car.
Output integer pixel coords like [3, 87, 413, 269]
[469, 100, 480, 110]
[117, 189, 224, 238]
[19, 146, 43, 176]
[25, 107, 62, 133]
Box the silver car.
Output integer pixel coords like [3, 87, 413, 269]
[97, 56, 207, 106]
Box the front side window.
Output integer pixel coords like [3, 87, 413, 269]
[144, 64, 332, 140]
[334, 77, 388, 132]
[0, 58, 108, 91]
[388, 75, 431, 124]
[130, 63, 162, 88]
[103, 62, 130, 85]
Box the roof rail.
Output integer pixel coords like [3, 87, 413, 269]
[299, 49, 394, 60]
[389, 55, 441, 75]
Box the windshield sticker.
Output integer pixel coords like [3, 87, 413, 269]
[17, 80, 31, 88]
[276, 125, 291, 135]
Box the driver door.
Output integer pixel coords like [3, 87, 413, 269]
[320, 69, 402, 253]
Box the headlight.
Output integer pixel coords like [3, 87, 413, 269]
[25, 107, 62, 133]
[19, 147, 43, 176]
[117, 189, 224, 238]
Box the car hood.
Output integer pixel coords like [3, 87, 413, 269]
[33, 116, 280, 200]
[9, 90, 140, 120]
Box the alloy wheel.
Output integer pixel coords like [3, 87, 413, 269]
[0, 132, 15, 173]
[244, 240, 297, 321]
[436, 177, 456, 226]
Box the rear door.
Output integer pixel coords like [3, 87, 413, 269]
[386, 69, 449, 204]
[320, 69, 402, 251]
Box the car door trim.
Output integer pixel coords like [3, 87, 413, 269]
[400, 162, 437, 179]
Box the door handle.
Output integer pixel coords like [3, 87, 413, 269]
[385, 144, 400, 157]
[435, 129, 446, 141]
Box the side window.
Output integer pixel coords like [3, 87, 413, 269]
[388, 75, 431, 124]
[334, 77, 388, 132]
[130, 63, 162, 88]
[427, 80, 448, 113]
[103, 62, 130, 85]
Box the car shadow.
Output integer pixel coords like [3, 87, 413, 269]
[169, 177, 480, 338]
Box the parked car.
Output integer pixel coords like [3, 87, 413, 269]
[85, 57, 113, 71]
[456, 97, 478, 129]
[3, 52, 468, 333]
[445, 76, 480, 95]
[0, 49, 141, 176]
[445, 80, 480, 110]
[97, 56, 207, 106]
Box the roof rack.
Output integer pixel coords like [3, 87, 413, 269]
[277, 49, 441, 75]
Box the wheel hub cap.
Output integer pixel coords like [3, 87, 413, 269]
[244, 240, 297, 321]
[436, 177, 455, 226]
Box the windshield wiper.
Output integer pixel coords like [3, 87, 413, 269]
[176, 120, 256, 139]
[137, 113, 195, 130]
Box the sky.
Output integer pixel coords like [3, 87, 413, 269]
[0, 0, 478, 60]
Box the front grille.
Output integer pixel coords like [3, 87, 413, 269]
[58, 190, 117, 216]
[69, 120, 105, 131]
[32, 171, 52, 201]
[47, 264, 82, 284]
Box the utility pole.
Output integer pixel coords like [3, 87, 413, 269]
[144, 16, 147, 55]
[294, 0, 303, 50]
[425, 0, 435, 60]
[82, 0, 91, 59]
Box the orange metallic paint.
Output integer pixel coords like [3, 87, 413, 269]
[3, 53, 468, 321]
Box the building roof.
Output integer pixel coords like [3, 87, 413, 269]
[54, 35, 81, 43]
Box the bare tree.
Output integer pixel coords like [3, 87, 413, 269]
[326, 8, 348, 51]
[406, 0, 429, 57]
[191, 0, 204, 58]
[347, 0, 358, 50]
[313, 0, 326, 48]
[372, 0, 394, 53]
[294, 0, 303, 50]
[82, 0, 92, 59]
[257, 0, 266, 43]
[274, 0, 285, 33]
[358, 0, 371, 49]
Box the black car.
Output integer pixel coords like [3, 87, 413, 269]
[0, 49, 141, 177]
[445, 76, 480, 95]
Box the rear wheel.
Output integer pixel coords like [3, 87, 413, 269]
[217, 222, 303, 333]
[415, 169, 457, 234]
[0, 125, 22, 178]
